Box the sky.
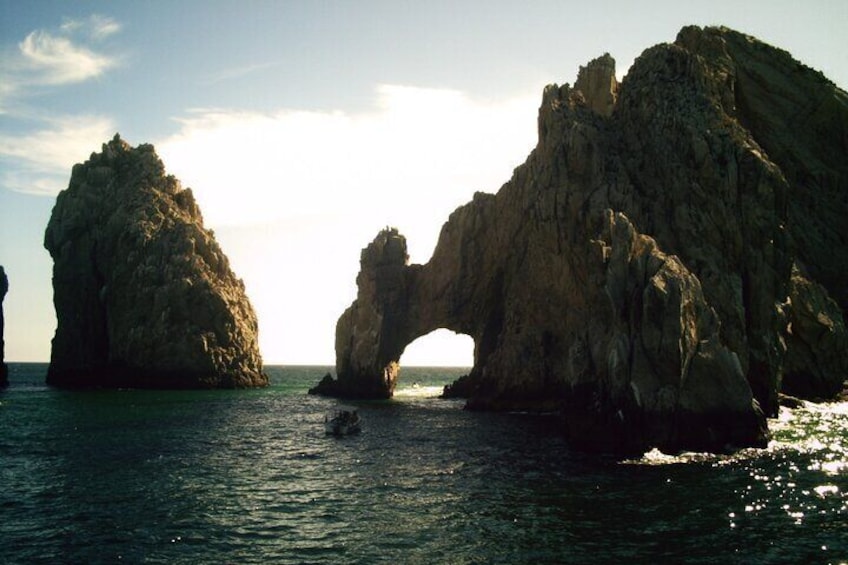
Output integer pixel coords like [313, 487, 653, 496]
[1, 1, 846, 366]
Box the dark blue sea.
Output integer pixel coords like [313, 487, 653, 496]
[1, 363, 846, 564]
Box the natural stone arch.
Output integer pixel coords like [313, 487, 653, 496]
[310, 41, 777, 455]
[312, 227, 488, 399]
[312, 28, 848, 454]
[313, 208, 767, 455]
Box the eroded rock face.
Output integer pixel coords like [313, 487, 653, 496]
[44, 135, 267, 388]
[782, 266, 848, 400]
[312, 228, 408, 398]
[574, 53, 619, 117]
[316, 26, 847, 454]
[1, 266, 7, 387]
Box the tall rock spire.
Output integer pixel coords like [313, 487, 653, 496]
[44, 135, 267, 389]
[574, 53, 619, 116]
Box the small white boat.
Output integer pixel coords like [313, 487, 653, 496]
[324, 406, 361, 436]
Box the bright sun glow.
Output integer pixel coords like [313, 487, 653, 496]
[155, 85, 537, 364]
[157, 85, 536, 231]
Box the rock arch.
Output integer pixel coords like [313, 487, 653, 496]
[312, 226, 488, 399]
[312, 26, 848, 455]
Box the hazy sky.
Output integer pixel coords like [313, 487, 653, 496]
[1, 1, 846, 365]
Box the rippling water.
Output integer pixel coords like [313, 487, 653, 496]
[1, 363, 846, 564]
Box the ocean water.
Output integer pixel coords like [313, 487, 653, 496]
[1, 363, 845, 564]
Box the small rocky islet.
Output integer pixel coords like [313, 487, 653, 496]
[311, 26, 848, 455]
[0, 266, 7, 388]
[17, 25, 845, 455]
[43, 136, 267, 389]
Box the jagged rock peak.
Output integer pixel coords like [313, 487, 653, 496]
[574, 53, 619, 116]
[539, 53, 619, 124]
[361, 226, 408, 268]
[316, 26, 848, 455]
[44, 135, 267, 389]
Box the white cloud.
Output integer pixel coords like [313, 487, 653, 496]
[156, 85, 540, 363]
[202, 62, 280, 85]
[0, 114, 117, 195]
[61, 15, 122, 41]
[0, 17, 122, 190]
[158, 84, 538, 259]
[0, 16, 121, 112]
[18, 30, 118, 86]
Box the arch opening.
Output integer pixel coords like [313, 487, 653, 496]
[393, 329, 474, 398]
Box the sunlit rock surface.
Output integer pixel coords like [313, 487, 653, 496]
[44, 135, 267, 389]
[314, 26, 847, 454]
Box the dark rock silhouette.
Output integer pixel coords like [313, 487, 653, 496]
[781, 267, 848, 400]
[0, 266, 7, 387]
[313, 26, 847, 454]
[44, 135, 267, 389]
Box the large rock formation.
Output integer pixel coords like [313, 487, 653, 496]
[1, 266, 7, 387]
[313, 26, 848, 454]
[44, 135, 267, 389]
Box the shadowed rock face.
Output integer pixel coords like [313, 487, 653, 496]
[314, 26, 847, 454]
[782, 267, 848, 400]
[1, 266, 7, 387]
[44, 135, 267, 389]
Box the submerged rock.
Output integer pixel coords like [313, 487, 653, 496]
[44, 135, 267, 388]
[316, 26, 847, 455]
[1, 266, 7, 387]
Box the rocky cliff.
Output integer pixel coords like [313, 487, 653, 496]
[0, 266, 7, 387]
[44, 135, 267, 389]
[313, 26, 847, 454]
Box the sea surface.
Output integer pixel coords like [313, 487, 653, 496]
[1, 363, 846, 564]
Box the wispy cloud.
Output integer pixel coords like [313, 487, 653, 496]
[0, 15, 122, 112]
[0, 114, 117, 195]
[0, 16, 122, 196]
[60, 15, 122, 41]
[202, 62, 279, 85]
[18, 30, 118, 86]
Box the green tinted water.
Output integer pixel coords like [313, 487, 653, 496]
[1, 364, 845, 563]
